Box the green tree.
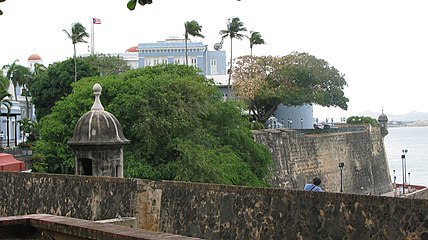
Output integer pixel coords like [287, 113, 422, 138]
[14, 65, 32, 118]
[2, 59, 20, 100]
[219, 17, 247, 90]
[30, 55, 130, 121]
[0, 90, 12, 116]
[2, 61, 33, 118]
[18, 118, 36, 142]
[0, 71, 9, 91]
[27, 63, 47, 95]
[127, 0, 153, 10]
[0, 72, 11, 119]
[34, 64, 272, 186]
[347, 116, 378, 126]
[233, 53, 349, 122]
[62, 22, 90, 83]
[184, 20, 205, 66]
[30, 58, 98, 120]
[81, 53, 131, 76]
[248, 30, 265, 56]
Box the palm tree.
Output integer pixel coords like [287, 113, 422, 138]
[0, 90, 12, 143]
[0, 91, 12, 113]
[184, 20, 205, 66]
[0, 74, 12, 113]
[62, 22, 89, 82]
[2, 59, 19, 100]
[32, 63, 47, 77]
[219, 17, 247, 90]
[13, 65, 32, 119]
[249, 31, 265, 56]
[0, 71, 10, 93]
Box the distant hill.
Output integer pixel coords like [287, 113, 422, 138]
[358, 110, 428, 121]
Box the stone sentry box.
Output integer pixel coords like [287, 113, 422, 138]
[68, 83, 130, 177]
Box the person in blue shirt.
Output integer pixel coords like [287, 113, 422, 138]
[304, 177, 323, 192]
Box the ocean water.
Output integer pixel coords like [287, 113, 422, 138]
[384, 126, 428, 187]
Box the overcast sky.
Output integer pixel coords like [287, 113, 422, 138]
[1, 0, 427, 119]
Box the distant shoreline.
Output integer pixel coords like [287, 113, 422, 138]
[389, 120, 428, 128]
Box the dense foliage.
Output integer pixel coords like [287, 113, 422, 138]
[233, 53, 349, 122]
[30, 58, 97, 120]
[30, 55, 131, 121]
[33, 64, 272, 187]
[346, 116, 378, 126]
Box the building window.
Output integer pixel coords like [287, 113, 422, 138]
[211, 59, 218, 75]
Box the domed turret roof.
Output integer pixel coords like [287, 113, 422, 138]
[28, 54, 42, 61]
[126, 46, 138, 52]
[68, 84, 130, 146]
[378, 110, 388, 121]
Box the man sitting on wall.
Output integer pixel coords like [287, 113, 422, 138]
[304, 177, 323, 192]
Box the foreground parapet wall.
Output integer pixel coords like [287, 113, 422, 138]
[159, 181, 428, 239]
[253, 125, 393, 195]
[0, 172, 427, 239]
[0, 172, 161, 231]
[0, 214, 200, 240]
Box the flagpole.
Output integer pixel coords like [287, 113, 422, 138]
[91, 17, 94, 54]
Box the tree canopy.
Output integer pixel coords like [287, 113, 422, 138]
[30, 55, 131, 121]
[30, 58, 97, 120]
[33, 64, 272, 187]
[347, 116, 378, 126]
[233, 53, 349, 122]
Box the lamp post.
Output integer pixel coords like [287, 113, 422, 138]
[393, 169, 397, 197]
[401, 149, 408, 195]
[339, 162, 344, 193]
[408, 172, 411, 191]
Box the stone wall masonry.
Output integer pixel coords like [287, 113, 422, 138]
[159, 181, 428, 239]
[0, 172, 427, 239]
[406, 188, 428, 200]
[253, 125, 393, 195]
[0, 172, 161, 230]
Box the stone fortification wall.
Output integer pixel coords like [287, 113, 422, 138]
[253, 125, 393, 195]
[406, 188, 428, 199]
[1, 172, 427, 239]
[0, 172, 161, 231]
[159, 181, 428, 240]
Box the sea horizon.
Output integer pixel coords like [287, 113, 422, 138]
[384, 126, 428, 187]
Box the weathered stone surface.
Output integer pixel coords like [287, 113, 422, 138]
[159, 181, 428, 240]
[253, 125, 393, 195]
[0, 173, 146, 221]
[0, 172, 427, 239]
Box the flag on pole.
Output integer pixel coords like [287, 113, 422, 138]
[92, 18, 101, 24]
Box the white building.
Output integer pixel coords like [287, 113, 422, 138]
[0, 54, 38, 147]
